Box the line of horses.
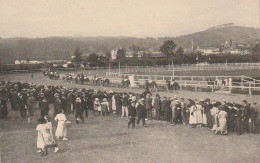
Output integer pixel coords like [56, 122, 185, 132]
[43, 70, 180, 91]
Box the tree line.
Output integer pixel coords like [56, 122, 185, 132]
[71, 40, 260, 67]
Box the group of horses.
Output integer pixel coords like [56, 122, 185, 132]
[43, 70, 60, 80]
[64, 74, 110, 86]
[43, 70, 180, 91]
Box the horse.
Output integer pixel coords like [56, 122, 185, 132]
[149, 81, 158, 92]
[84, 77, 90, 85]
[121, 79, 130, 88]
[102, 78, 110, 86]
[93, 77, 102, 86]
[166, 80, 180, 91]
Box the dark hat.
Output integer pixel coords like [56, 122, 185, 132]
[242, 100, 247, 103]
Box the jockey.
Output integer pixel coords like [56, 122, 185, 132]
[170, 79, 175, 86]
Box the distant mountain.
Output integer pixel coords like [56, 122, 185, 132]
[0, 25, 259, 64]
[159, 25, 260, 50]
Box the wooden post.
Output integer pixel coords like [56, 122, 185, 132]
[211, 85, 214, 92]
[249, 83, 252, 95]
[195, 85, 197, 92]
[229, 85, 232, 94]
[241, 75, 244, 90]
[184, 81, 187, 87]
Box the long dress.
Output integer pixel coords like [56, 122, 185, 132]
[218, 110, 228, 132]
[211, 107, 219, 131]
[36, 124, 53, 149]
[189, 105, 197, 124]
[54, 113, 67, 138]
[36, 124, 46, 149]
[195, 104, 203, 124]
[111, 96, 117, 112]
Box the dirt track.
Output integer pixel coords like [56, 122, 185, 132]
[2, 73, 259, 104]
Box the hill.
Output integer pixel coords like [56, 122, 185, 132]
[160, 25, 260, 50]
[0, 25, 259, 64]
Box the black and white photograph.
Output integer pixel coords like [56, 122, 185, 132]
[0, 0, 260, 162]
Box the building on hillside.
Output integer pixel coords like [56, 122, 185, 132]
[125, 49, 134, 58]
[29, 61, 42, 64]
[223, 48, 251, 55]
[196, 46, 220, 55]
[14, 60, 20, 64]
[15, 60, 30, 64]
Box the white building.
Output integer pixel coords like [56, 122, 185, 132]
[196, 46, 220, 55]
[14, 60, 21, 64]
[111, 49, 118, 60]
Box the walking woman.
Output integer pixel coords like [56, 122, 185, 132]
[36, 117, 58, 156]
[54, 109, 68, 140]
[36, 117, 48, 156]
[44, 116, 59, 152]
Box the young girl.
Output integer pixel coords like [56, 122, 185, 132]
[54, 109, 68, 140]
[36, 117, 47, 156]
[44, 116, 59, 153]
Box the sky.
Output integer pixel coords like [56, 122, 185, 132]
[0, 0, 259, 38]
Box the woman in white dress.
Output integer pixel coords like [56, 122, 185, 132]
[189, 101, 197, 127]
[210, 102, 220, 131]
[216, 107, 228, 135]
[194, 101, 203, 127]
[93, 98, 101, 115]
[36, 117, 48, 156]
[111, 95, 117, 113]
[44, 116, 59, 153]
[54, 109, 68, 140]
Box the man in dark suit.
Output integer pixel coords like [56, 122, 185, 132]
[128, 101, 137, 128]
[137, 98, 147, 127]
[75, 97, 84, 124]
[242, 100, 250, 133]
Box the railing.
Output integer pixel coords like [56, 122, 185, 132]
[107, 77, 260, 95]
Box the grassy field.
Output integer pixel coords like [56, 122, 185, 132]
[0, 73, 260, 163]
[1, 106, 260, 163]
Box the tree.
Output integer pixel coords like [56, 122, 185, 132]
[116, 48, 126, 60]
[73, 47, 82, 64]
[176, 47, 184, 64]
[105, 52, 111, 59]
[253, 42, 260, 54]
[160, 40, 177, 64]
[88, 53, 99, 67]
[160, 40, 177, 58]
